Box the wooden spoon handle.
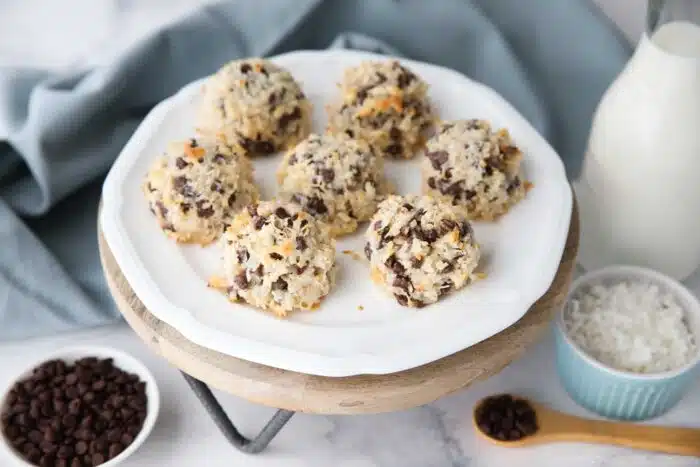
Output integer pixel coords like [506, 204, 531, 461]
[553, 416, 700, 457]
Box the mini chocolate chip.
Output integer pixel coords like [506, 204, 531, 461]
[296, 237, 308, 251]
[172, 175, 187, 192]
[272, 278, 288, 291]
[236, 249, 249, 264]
[57, 445, 74, 459]
[410, 256, 424, 268]
[269, 252, 283, 260]
[443, 181, 463, 197]
[394, 294, 408, 306]
[393, 275, 412, 292]
[275, 207, 290, 219]
[320, 169, 335, 183]
[506, 177, 522, 194]
[441, 219, 457, 233]
[68, 400, 81, 414]
[439, 279, 454, 296]
[246, 205, 258, 217]
[196, 202, 215, 219]
[417, 228, 438, 243]
[397, 70, 416, 88]
[459, 221, 473, 238]
[234, 271, 249, 290]
[427, 177, 437, 189]
[210, 180, 225, 194]
[240, 138, 275, 155]
[288, 154, 298, 165]
[484, 165, 494, 176]
[355, 88, 369, 104]
[344, 129, 354, 138]
[384, 255, 405, 274]
[364, 243, 372, 260]
[91, 453, 105, 466]
[213, 153, 226, 163]
[426, 150, 448, 170]
[389, 127, 402, 140]
[485, 156, 507, 173]
[155, 201, 168, 218]
[253, 264, 264, 276]
[385, 144, 402, 156]
[305, 196, 327, 215]
[108, 443, 123, 459]
[240, 63, 251, 73]
[441, 262, 455, 274]
[106, 429, 121, 444]
[175, 157, 188, 169]
[402, 203, 414, 211]
[254, 216, 267, 230]
[373, 220, 382, 231]
[279, 107, 301, 129]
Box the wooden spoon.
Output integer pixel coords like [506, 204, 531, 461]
[473, 395, 700, 457]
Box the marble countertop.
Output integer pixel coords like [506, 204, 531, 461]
[3, 1, 698, 466]
[2, 321, 700, 467]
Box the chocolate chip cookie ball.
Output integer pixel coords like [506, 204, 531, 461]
[276, 133, 391, 236]
[213, 201, 336, 316]
[326, 60, 436, 159]
[422, 119, 528, 221]
[364, 195, 480, 308]
[143, 137, 259, 245]
[197, 58, 312, 156]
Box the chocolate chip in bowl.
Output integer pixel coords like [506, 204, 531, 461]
[0, 347, 160, 467]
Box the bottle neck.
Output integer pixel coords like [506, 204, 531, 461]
[646, 0, 700, 58]
[648, 0, 700, 34]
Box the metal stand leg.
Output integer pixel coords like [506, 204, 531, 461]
[182, 372, 295, 454]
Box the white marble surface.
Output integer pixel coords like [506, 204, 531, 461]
[1, 322, 700, 467]
[3, 1, 698, 466]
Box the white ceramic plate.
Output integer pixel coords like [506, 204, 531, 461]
[100, 50, 572, 377]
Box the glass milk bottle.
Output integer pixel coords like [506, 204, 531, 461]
[575, 0, 700, 280]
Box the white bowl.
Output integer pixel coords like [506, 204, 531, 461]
[554, 265, 700, 420]
[0, 346, 160, 466]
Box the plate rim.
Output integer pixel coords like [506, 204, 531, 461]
[100, 49, 573, 377]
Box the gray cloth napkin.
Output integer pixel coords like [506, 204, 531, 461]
[0, 0, 631, 340]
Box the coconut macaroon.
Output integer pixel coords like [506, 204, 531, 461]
[326, 60, 436, 159]
[143, 137, 259, 245]
[197, 58, 312, 156]
[364, 195, 480, 308]
[210, 200, 337, 316]
[276, 133, 391, 236]
[421, 119, 529, 220]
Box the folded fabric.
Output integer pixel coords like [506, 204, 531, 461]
[0, 0, 631, 340]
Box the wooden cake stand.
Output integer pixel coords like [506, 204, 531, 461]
[98, 199, 579, 453]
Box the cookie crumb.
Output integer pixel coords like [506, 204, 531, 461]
[342, 250, 365, 261]
[358, 305, 364, 311]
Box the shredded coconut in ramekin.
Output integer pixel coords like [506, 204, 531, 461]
[564, 280, 697, 374]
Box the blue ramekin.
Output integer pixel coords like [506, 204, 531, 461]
[554, 265, 700, 421]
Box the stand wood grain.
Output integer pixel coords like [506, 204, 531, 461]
[98, 198, 579, 415]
